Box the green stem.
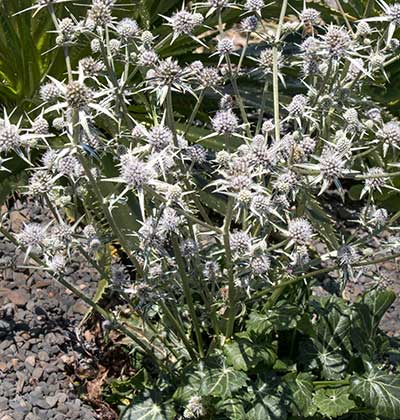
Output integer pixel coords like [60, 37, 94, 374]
[256, 79, 269, 136]
[184, 89, 205, 136]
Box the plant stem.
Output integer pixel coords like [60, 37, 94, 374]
[256, 79, 269, 135]
[272, 0, 288, 142]
[184, 89, 205, 136]
[172, 235, 204, 358]
[224, 197, 236, 339]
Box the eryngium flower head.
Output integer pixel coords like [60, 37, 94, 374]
[79, 57, 105, 76]
[88, 0, 114, 26]
[250, 254, 270, 275]
[241, 15, 258, 32]
[160, 207, 183, 232]
[183, 395, 206, 419]
[154, 58, 182, 85]
[47, 254, 66, 273]
[365, 167, 387, 190]
[40, 82, 61, 102]
[230, 231, 252, 255]
[168, 10, 201, 35]
[259, 48, 282, 74]
[250, 193, 271, 217]
[300, 136, 316, 155]
[28, 170, 53, 195]
[186, 145, 207, 163]
[137, 48, 158, 67]
[300, 8, 320, 24]
[116, 18, 139, 38]
[379, 121, 400, 144]
[288, 218, 313, 245]
[198, 67, 222, 88]
[66, 81, 93, 108]
[320, 151, 345, 179]
[211, 109, 239, 134]
[288, 94, 308, 116]
[337, 245, 357, 266]
[324, 26, 351, 58]
[203, 261, 220, 280]
[0, 124, 20, 152]
[356, 21, 371, 37]
[387, 4, 400, 25]
[57, 155, 82, 176]
[244, 0, 265, 12]
[17, 223, 46, 248]
[32, 117, 49, 134]
[147, 125, 173, 151]
[217, 38, 234, 55]
[209, 0, 229, 8]
[119, 153, 153, 189]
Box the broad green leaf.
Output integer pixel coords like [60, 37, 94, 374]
[224, 337, 276, 371]
[264, 304, 303, 331]
[121, 397, 175, 420]
[352, 288, 396, 354]
[216, 398, 246, 419]
[284, 373, 316, 417]
[247, 311, 273, 335]
[313, 386, 356, 418]
[246, 394, 287, 420]
[201, 366, 247, 399]
[350, 364, 400, 419]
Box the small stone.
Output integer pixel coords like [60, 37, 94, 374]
[38, 351, 49, 362]
[6, 290, 28, 307]
[31, 367, 44, 380]
[45, 395, 59, 408]
[25, 355, 36, 368]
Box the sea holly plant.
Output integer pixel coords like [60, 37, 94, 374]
[2, 0, 400, 418]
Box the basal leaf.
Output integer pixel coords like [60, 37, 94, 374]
[121, 397, 175, 420]
[216, 398, 246, 419]
[350, 363, 400, 419]
[284, 372, 316, 417]
[246, 393, 287, 420]
[313, 386, 356, 418]
[201, 365, 247, 399]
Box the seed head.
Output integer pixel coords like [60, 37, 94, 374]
[88, 0, 114, 26]
[217, 38, 235, 55]
[66, 81, 93, 108]
[379, 121, 400, 144]
[320, 151, 345, 179]
[186, 145, 207, 163]
[137, 48, 158, 67]
[288, 218, 313, 245]
[17, 223, 46, 248]
[300, 8, 320, 24]
[211, 109, 239, 134]
[250, 254, 270, 275]
[199, 67, 222, 88]
[230, 231, 252, 255]
[288, 94, 308, 116]
[356, 21, 371, 37]
[147, 125, 173, 151]
[116, 18, 139, 38]
[0, 124, 20, 153]
[32, 117, 49, 135]
[28, 170, 53, 195]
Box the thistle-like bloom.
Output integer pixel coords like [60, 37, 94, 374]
[211, 109, 239, 135]
[164, 10, 203, 37]
[66, 81, 93, 109]
[250, 254, 270, 275]
[288, 218, 313, 246]
[258, 48, 282, 75]
[147, 125, 173, 151]
[116, 18, 139, 38]
[300, 8, 320, 25]
[186, 145, 207, 163]
[241, 15, 258, 32]
[287, 94, 308, 117]
[217, 38, 235, 55]
[230, 231, 252, 255]
[0, 124, 21, 153]
[244, 0, 265, 12]
[323, 26, 351, 58]
[16, 223, 47, 248]
[87, 0, 115, 26]
[183, 395, 206, 419]
[361, 167, 388, 197]
[320, 150, 346, 180]
[28, 170, 53, 195]
[119, 152, 153, 189]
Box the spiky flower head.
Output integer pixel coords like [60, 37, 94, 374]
[40, 82, 61, 102]
[42, 150, 58, 169]
[116, 18, 139, 38]
[387, 4, 400, 25]
[288, 94, 308, 116]
[366, 108, 382, 122]
[203, 261, 220, 280]
[217, 38, 235, 55]
[154, 58, 182, 86]
[337, 245, 357, 266]
[168, 10, 202, 35]
[79, 57, 105, 76]
[0, 124, 20, 153]
[90, 38, 101, 53]
[244, 0, 265, 12]
[250, 254, 270, 275]
[356, 21, 371, 37]
[32, 117, 49, 135]
[83, 224, 97, 239]
[66, 81, 93, 108]
[320, 150, 345, 179]
[183, 395, 206, 419]
[211, 109, 239, 134]
[119, 152, 153, 189]
[147, 125, 173, 151]
[230, 231, 252, 255]
[379, 121, 400, 144]
[137, 48, 159, 67]
[209, 0, 229, 8]
[198, 67, 222, 88]
[324, 26, 351, 58]
[88, 0, 114, 26]
[219, 94, 234, 110]
[262, 119, 274, 134]
[364, 167, 387, 190]
[186, 145, 207, 163]
[28, 170, 53, 195]
[241, 15, 258, 32]
[300, 8, 320, 25]
[300, 136, 316, 155]
[17, 223, 46, 248]
[288, 218, 313, 245]
[47, 254, 66, 273]
[259, 48, 281, 74]
[250, 193, 271, 217]
[160, 207, 183, 232]
[57, 155, 81, 176]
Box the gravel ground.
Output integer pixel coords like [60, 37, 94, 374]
[0, 200, 100, 420]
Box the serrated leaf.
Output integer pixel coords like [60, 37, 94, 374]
[313, 386, 356, 418]
[121, 397, 175, 420]
[201, 365, 247, 398]
[224, 337, 276, 371]
[350, 364, 400, 419]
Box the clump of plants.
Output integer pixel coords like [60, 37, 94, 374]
[2, 0, 400, 418]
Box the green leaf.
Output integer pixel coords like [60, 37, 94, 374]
[247, 311, 273, 335]
[284, 373, 316, 417]
[352, 288, 396, 354]
[246, 393, 287, 420]
[201, 365, 247, 399]
[313, 386, 356, 418]
[121, 397, 175, 420]
[216, 398, 246, 419]
[224, 337, 276, 371]
[350, 363, 400, 419]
